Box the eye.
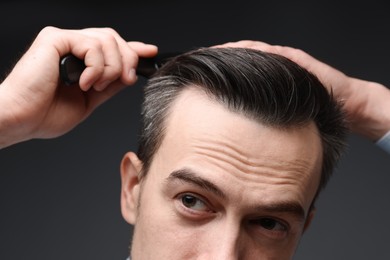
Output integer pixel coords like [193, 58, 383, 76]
[174, 193, 216, 220]
[254, 218, 287, 231]
[249, 217, 289, 239]
[180, 194, 209, 211]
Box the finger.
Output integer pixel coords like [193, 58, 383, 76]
[128, 41, 158, 57]
[215, 40, 331, 79]
[78, 45, 105, 91]
[90, 34, 123, 91]
[85, 79, 128, 112]
[92, 28, 143, 87]
[77, 28, 129, 91]
[66, 28, 135, 91]
[109, 40, 158, 86]
[112, 37, 140, 86]
[213, 40, 272, 50]
[43, 28, 108, 91]
[77, 28, 159, 89]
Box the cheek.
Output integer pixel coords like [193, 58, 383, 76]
[132, 181, 203, 258]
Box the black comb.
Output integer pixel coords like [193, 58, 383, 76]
[59, 52, 181, 85]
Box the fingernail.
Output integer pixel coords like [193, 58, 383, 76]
[129, 68, 137, 81]
[94, 80, 109, 91]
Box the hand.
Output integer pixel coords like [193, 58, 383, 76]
[215, 40, 390, 141]
[0, 26, 158, 148]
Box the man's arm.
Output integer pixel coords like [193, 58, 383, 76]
[0, 26, 158, 149]
[216, 40, 390, 146]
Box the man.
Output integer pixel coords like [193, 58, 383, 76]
[0, 27, 389, 259]
[120, 47, 346, 259]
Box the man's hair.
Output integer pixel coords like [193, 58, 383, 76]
[137, 47, 348, 197]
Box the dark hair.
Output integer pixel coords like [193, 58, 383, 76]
[137, 47, 347, 196]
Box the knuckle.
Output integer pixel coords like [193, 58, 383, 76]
[101, 27, 120, 38]
[110, 63, 123, 76]
[37, 26, 59, 39]
[93, 64, 105, 75]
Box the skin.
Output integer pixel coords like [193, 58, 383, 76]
[0, 26, 157, 148]
[121, 87, 323, 260]
[2, 27, 389, 149]
[216, 40, 390, 141]
[0, 26, 389, 259]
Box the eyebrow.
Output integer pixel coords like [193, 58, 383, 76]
[254, 202, 306, 221]
[165, 168, 306, 220]
[166, 168, 226, 198]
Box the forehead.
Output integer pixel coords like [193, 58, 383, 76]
[152, 86, 323, 209]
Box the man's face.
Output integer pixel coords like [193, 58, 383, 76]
[121, 87, 323, 260]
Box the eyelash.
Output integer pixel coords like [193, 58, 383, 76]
[174, 193, 290, 239]
[175, 193, 215, 217]
[248, 218, 289, 239]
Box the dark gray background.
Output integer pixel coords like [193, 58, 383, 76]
[0, 1, 389, 259]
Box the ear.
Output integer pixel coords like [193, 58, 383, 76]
[120, 151, 143, 225]
[303, 208, 316, 233]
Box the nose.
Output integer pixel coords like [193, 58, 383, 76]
[199, 218, 243, 260]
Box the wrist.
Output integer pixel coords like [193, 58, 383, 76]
[0, 83, 32, 148]
[347, 79, 390, 141]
